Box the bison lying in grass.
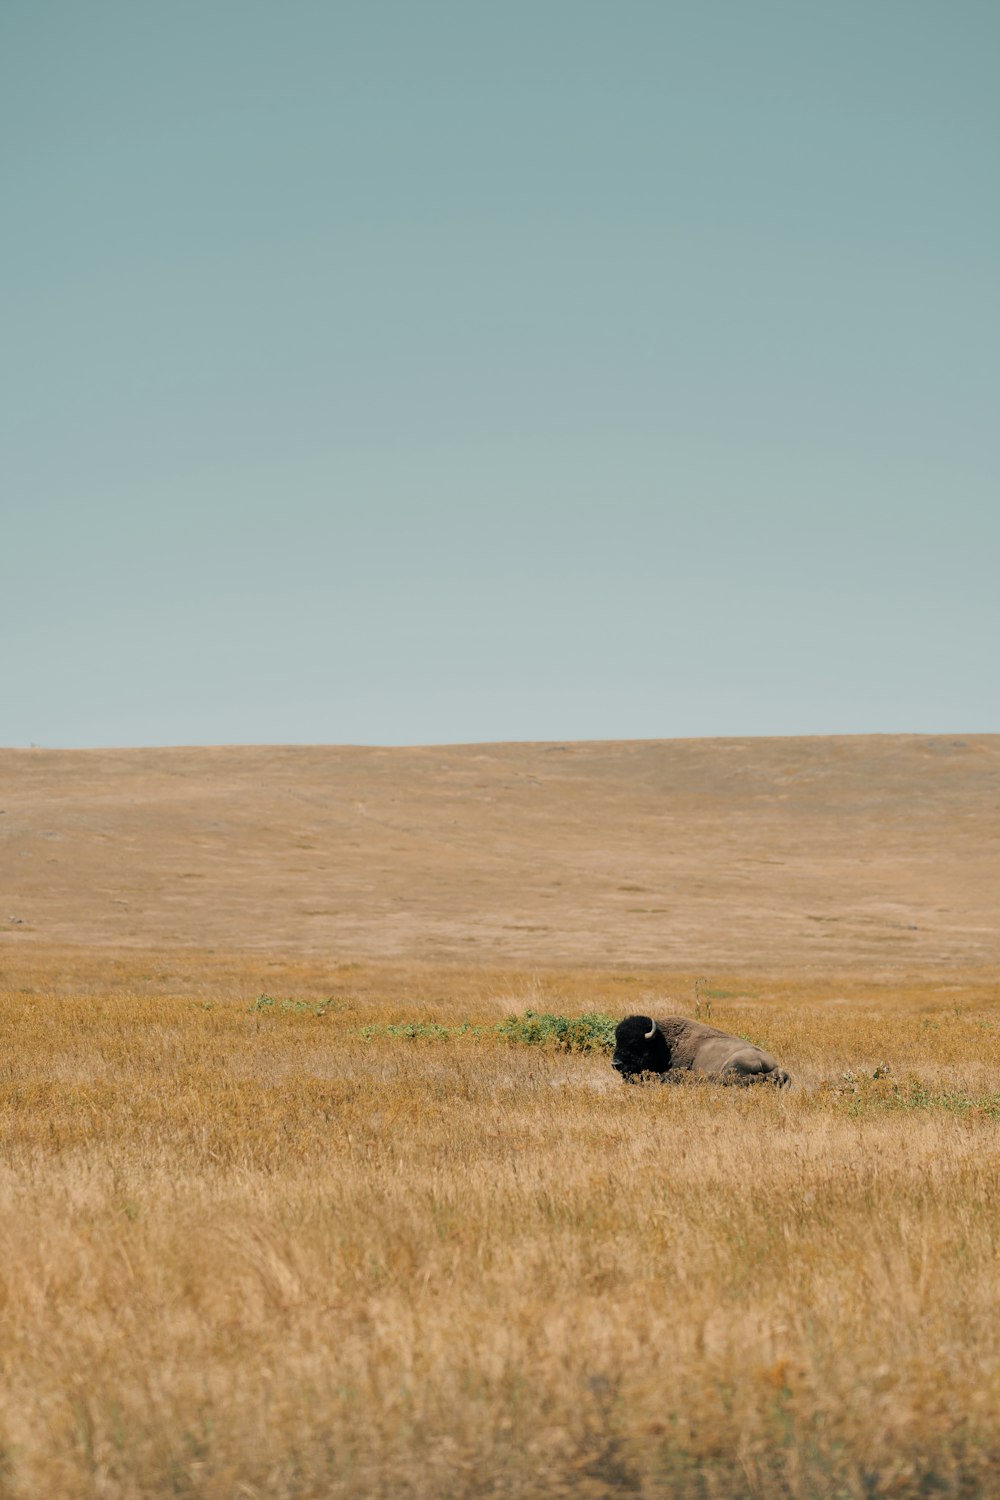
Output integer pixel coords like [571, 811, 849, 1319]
[612, 1015, 791, 1088]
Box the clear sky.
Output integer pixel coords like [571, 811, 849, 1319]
[3, 2, 997, 748]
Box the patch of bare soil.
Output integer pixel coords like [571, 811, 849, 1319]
[2, 736, 997, 971]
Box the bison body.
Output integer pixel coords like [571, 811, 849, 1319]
[612, 1014, 791, 1088]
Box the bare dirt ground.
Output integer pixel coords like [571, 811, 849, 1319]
[2, 735, 997, 972]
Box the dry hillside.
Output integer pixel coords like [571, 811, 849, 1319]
[2, 735, 997, 970]
[4, 739, 1000, 1498]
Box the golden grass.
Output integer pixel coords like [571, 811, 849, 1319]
[2, 952, 1000, 1498]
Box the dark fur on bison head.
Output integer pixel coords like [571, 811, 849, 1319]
[612, 1015, 672, 1080]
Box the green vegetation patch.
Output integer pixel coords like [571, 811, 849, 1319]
[357, 1021, 482, 1042]
[252, 997, 618, 1052]
[252, 994, 338, 1018]
[495, 1009, 617, 1053]
[825, 1064, 1000, 1118]
[356, 1011, 617, 1051]
[248, 998, 772, 1065]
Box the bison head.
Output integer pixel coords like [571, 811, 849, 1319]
[612, 1015, 671, 1080]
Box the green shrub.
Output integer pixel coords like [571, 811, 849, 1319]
[496, 1009, 617, 1053]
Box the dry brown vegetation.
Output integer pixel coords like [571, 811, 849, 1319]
[2, 951, 1000, 1499]
[4, 736, 998, 968]
[2, 738, 999, 1496]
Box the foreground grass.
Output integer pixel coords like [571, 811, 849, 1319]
[1, 954, 999, 1497]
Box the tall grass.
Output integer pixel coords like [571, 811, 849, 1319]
[1, 953, 999, 1497]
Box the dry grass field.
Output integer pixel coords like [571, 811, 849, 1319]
[4, 736, 999, 968]
[2, 739, 999, 1497]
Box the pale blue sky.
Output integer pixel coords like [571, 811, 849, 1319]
[3, 2, 997, 747]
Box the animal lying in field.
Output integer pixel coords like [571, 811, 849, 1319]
[612, 1014, 792, 1088]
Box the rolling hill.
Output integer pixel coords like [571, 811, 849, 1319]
[2, 736, 997, 971]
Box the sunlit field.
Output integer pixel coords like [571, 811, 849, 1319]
[1, 951, 999, 1498]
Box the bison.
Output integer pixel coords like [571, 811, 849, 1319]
[612, 1014, 791, 1088]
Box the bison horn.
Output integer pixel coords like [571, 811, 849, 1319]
[644, 1019, 657, 1040]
